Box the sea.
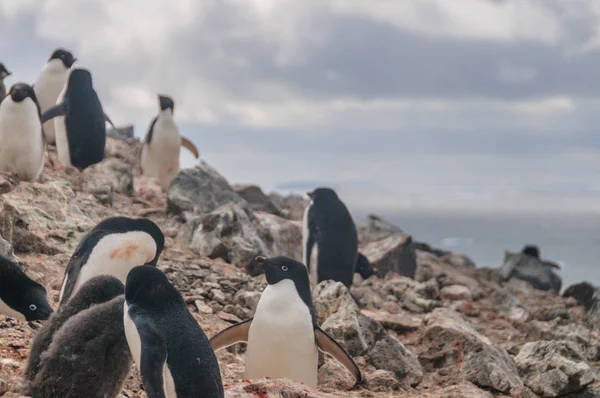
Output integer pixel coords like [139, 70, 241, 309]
[377, 211, 600, 289]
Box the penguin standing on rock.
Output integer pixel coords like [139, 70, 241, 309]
[28, 277, 132, 398]
[0, 255, 53, 321]
[141, 95, 199, 190]
[58, 216, 165, 306]
[0, 83, 46, 181]
[303, 188, 358, 287]
[41, 68, 114, 170]
[33, 48, 76, 144]
[0, 63, 11, 100]
[124, 265, 224, 397]
[211, 256, 362, 389]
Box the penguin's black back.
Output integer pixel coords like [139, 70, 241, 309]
[64, 69, 105, 170]
[309, 188, 358, 287]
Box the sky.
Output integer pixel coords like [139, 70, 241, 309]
[2, 0, 600, 216]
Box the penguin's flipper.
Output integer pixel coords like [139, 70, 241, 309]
[314, 326, 362, 386]
[181, 136, 200, 159]
[41, 103, 67, 124]
[209, 318, 252, 351]
[136, 318, 168, 398]
[104, 113, 117, 130]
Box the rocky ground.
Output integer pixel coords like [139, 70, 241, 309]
[0, 132, 599, 398]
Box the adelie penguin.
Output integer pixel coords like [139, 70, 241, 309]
[33, 48, 76, 145]
[27, 276, 132, 398]
[124, 265, 224, 398]
[0, 255, 53, 322]
[141, 94, 199, 190]
[0, 62, 11, 100]
[211, 256, 362, 389]
[303, 188, 359, 287]
[41, 67, 116, 170]
[58, 216, 165, 306]
[0, 83, 46, 181]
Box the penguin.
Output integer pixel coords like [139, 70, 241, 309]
[41, 68, 110, 170]
[355, 252, 378, 280]
[28, 279, 132, 398]
[33, 48, 76, 144]
[0, 83, 46, 181]
[0, 63, 11, 100]
[0, 255, 53, 322]
[140, 95, 199, 190]
[58, 216, 165, 306]
[26, 275, 125, 382]
[303, 188, 359, 287]
[210, 256, 362, 389]
[123, 265, 224, 398]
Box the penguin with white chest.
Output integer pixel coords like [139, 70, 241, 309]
[0, 63, 11, 100]
[210, 256, 362, 389]
[0, 255, 53, 322]
[303, 188, 358, 287]
[0, 83, 46, 181]
[141, 95, 199, 190]
[124, 265, 224, 398]
[42, 68, 109, 170]
[33, 48, 76, 144]
[58, 216, 165, 306]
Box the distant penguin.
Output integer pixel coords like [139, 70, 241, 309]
[124, 265, 224, 398]
[303, 188, 358, 287]
[211, 256, 361, 389]
[141, 95, 199, 190]
[26, 275, 125, 381]
[28, 278, 131, 398]
[0, 256, 53, 321]
[41, 68, 110, 170]
[0, 63, 11, 100]
[33, 49, 76, 144]
[58, 216, 165, 306]
[0, 83, 46, 181]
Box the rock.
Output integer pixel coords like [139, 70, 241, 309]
[515, 340, 596, 397]
[0, 234, 14, 260]
[106, 125, 134, 141]
[563, 282, 597, 309]
[83, 158, 134, 196]
[358, 215, 417, 278]
[441, 383, 494, 398]
[317, 357, 356, 391]
[588, 289, 600, 331]
[0, 172, 19, 195]
[441, 253, 477, 268]
[365, 370, 403, 391]
[366, 335, 423, 386]
[91, 187, 113, 207]
[420, 308, 523, 393]
[167, 162, 245, 216]
[195, 300, 213, 314]
[233, 185, 282, 216]
[253, 211, 302, 262]
[501, 251, 561, 293]
[360, 310, 422, 332]
[233, 291, 261, 312]
[268, 193, 308, 221]
[224, 378, 323, 397]
[441, 285, 472, 301]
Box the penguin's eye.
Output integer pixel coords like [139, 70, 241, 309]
[29, 304, 37, 311]
[281, 266, 289, 271]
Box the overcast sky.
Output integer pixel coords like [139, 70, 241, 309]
[2, 0, 600, 215]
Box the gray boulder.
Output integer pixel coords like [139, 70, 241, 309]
[501, 251, 562, 293]
[233, 184, 282, 216]
[563, 282, 597, 309]
[515, 341, 596, 397]
[366, 335, 423, 386]
[268, 193, 309, 221]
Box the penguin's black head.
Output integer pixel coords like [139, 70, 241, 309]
[158, 95, 174, 112]
[68, 68, 93, 89]
[125, 265, 183, 309]
[258, 256, 309, 286]
[92, 217, 165, 265]
[69, 275, 124, 310]
[9, 83, 36, 103]
[522, 245, 540, 259]
[307, 187, 339, 203]
[19, 282, 53, 321]
[49, 48, 77, 68]
[0, 63, 11, 80]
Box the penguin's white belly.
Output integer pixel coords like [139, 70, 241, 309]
[54, 88, 71, 167]
[123, 304, 177, 397]
[0, 100, 44, 181]
[34, 61, 68, 144]
[60, 232, 157, 302]
[246, 280, 318, 388]
[301, 202, 319, 285]
[141, 119, 181, 190]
